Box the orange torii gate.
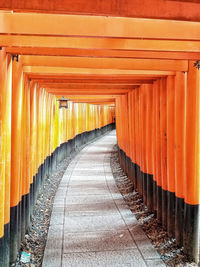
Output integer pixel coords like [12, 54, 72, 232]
[0, 5, 200, 266]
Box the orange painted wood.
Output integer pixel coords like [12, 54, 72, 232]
[152, 81, 157, 182]
[146, 84, 153, 175]
[40, 83, 137, 89]
[2, 35, 200, 53]
[185, 61, 200, 205]
[2, 0, 200, 22]
[175, 71, 186, 199]
[4, 53, 12, 225]
[11, 57, 23, 207]
[160, 77, 167, 191]
[0, 48, 6, 237]
[23, 66, 176, 76]
[155, 80, 161, 187]
[21, 56, 188, 72]
[1, 13, 200, 40]
[5, 47, 200, 60]
[166, 75, 175, 193]
[140, 85, 147, 174]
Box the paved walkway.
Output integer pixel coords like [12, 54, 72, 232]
[42, 131, 165, 267]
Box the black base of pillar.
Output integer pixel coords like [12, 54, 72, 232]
[157, 185, 162, 223]
[0, 234, 4, 267]
[175, 197, 184, 246]
[136, 164, 143, 196]
[10, 204, 19, 263]
[147, 174, 154, 212]
[3, 223, 10, 267]
[162, 189, 168, 230]
[8, 123, 115, 266]
[142, 172, 148, 205]
[183, 203, 200, 263]
[153, 180, 157, 214]
[25, 193, 30, 233]
[17, 201, 22, 247]
[21, 194, 26, 241]
[167, 191, 175, 237]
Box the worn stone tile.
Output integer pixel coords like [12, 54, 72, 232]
[110, 192, 124, 200]
[42, 249, 62, 267]
[62, 249, 146, 267]
[135, 240, 160, 259]
[76, 162, 103, 167]
[64, 215, 127, 232]
[68, 181, 107, 187]
[65, 202, 119, 216]
[55, 190, 67, 198]
[52, 205, 64, 213]
[45, 224, 63, 249]
[69, 175, 106, 181]
[42, 225, 63, 267]
[107, 184, 121, 194]
[64, 230, 136, 253]
[71, 170, 105, 176]
[67, 184, 110, 195]
[50, 210, 64, 225]
[69, 179, 106, 185]
[65, 194, 113, 205]
[105, 175, 115, 181]
[146, 259, 166, 266]
[53, 197, 65, 204]
[58, 181, 69, 187]
[130, 226, 160, 259]
[74, 168, 105, 172]
[130, 225, 151, 241]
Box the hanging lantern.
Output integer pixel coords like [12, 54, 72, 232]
[57, 96, 69, 109]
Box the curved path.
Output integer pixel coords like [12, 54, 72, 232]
[42, 131, 165, 267]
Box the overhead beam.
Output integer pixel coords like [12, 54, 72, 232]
[38, 83, 140, 89]
[1, 0, 200, 22]
[2, 35, 200, 52]
[23, 66, 175, 76]
[28, 75, 162, 82]
[1, 13, 200, 40]
[21, 55, 188, 71]
[68, 97, 116, 101]
[68, 99, 116, 103]
[44, 90, 129, 95]
[5, 47, 200, 60]
[70, 101, 115, 105]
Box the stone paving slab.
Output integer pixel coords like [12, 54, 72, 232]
[65, 194, 113, 205]
[67, 185, 110, 195]
[63, 214, 127, 232]
[63, 230, 137, 253]
[62, 249, 147, 267]
[65, 202, 119, 216]
[43, 131, 165, 267]
[71, 170, 106, 176]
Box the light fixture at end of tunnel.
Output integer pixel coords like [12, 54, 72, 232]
[57, 96, 70, 109]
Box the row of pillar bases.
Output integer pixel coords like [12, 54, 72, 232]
[118, 147, 200, 264]
[0, 124, 115, 267]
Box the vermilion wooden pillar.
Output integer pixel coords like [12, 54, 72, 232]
[166, 75, 175, 237]
[175, 71, 186, 246]
[184, 61, 200, 262]
[10, 56, 23, 263]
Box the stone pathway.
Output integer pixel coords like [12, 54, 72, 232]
[42, 131, 165, 267]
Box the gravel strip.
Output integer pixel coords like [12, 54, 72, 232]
[110, 145, 198, 267]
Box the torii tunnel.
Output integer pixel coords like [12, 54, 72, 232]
[0, 1, 200, 266]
